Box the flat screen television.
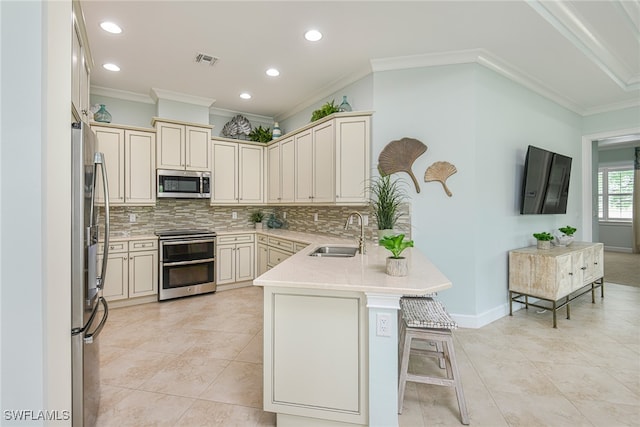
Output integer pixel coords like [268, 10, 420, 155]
[520, 145, 572, 214]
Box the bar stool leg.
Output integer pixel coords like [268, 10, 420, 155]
[398, 329, 413, 414]
[443, 334, 470, 425]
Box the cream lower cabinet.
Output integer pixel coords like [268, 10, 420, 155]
[93, 124, 156, 206]
[153, 119, 212, 171]
[98, 238, 158, 302]
[257, 235, 269, 276]
[211, 139, 264, 204]
[216, 233, 255, 284]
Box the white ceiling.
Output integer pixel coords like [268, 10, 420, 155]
[80, 0, 640, 121]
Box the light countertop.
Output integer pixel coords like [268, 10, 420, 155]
[254, 241, 452, 296]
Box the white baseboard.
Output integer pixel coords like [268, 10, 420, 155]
[450, 298, 542, 329]
[604, 246, 633, 253]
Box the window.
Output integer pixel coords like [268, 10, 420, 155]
[598, 166, 634, 221]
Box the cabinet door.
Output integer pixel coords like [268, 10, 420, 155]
[125, 130, 156, 205]
[335, 117, 370, 204]
[570, 250, 586, 291]
[94, 126, 125, 204]
[583, 245, 604, 283]
[216, 244, 236, 284]
[267, 143, 281, 203]
[592, 244, 604, 280]
[186, 126, 211, 171]
[257, 243, 269, 276]
[99, 252, 128, 301]
[295, 130, 313, 202]
[312, 121, 335, 203]
[280, 137, 296, 203]
[157, 122, 185, 169]
[211, 141, 238, 203]
[79, 46, 90, 122]
[239, 144, 264, 204]
[71, 24, 81, 118]
[555, 254, 575, 298]
[235, 242, 255, 282]
[129, 250, 158, 297]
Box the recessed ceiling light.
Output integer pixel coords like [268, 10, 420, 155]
[266, 68, 280, 77]
[304, 29, 322, 42]
[100, 21, 122, 34]
[240, 92, 252, 100]
[103, 63, 120, 72]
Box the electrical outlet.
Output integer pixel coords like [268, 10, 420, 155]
[313, 213, 318, 222]
[363, 215, 369, 226]
[376, 313, 391, 337]
[283, 211, 287, 219]
[232, 211, 238, 219]
[349, 216, 354, 224]
[129, 214, 137, 223]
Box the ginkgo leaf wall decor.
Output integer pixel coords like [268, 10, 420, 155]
[378, 137, 427, 193]
[424, 161, 457, 197]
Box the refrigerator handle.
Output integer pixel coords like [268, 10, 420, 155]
[83, 297, 109, 344]
[93, 152, 110, 290]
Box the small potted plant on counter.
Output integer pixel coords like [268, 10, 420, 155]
[533, 232, 554, 250]
[250, 211, 264, 229]
[555, 225, 576, 247]
[380, 234, 414, 276]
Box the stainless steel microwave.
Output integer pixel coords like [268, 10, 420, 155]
[157, 169, 211, 199]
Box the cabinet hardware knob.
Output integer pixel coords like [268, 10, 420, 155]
[568, 272, 573, 276]
[581, 266, 587, 270]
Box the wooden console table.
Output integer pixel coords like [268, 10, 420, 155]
[508, 242, 604, 328]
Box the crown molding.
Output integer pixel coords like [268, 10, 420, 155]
[150, 87, 215, 107]
[371, 48, 585, 115]
[209, 107, 273, 122]
[90, 86, 155, 104]
[582, 97, 640, 116]
[527, 0, 639, 91]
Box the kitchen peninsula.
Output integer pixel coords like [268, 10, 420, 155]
[254, 240, 452, 427]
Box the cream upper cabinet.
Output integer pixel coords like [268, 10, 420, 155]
[72, 5, 91, 123]
[335, 116, 370, 204]
[267, 136, 295, 204]
[211, 139, 264, 205]
[93, 124, 156, 206]
[295, 130, 313, 202]
[154, 119, 212, 171]
[295, 121, 335, 204]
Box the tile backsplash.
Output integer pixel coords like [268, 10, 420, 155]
[101, 200, 411, 241]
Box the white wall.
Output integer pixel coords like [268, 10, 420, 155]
[1, 0, 72, 421]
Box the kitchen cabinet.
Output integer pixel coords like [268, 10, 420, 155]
[92, 124, 156, 206]
[295, 123, 334, 203]
[98, 238, 158, 303]
[72, 3, 91, 123]
[153, 118, 212, 171]
[508, 242, 604, 327]
[211, 139, 264, 204]
[267, 136, 295, 204]
[257, 235, 269, 277]
[335, 115, 370, 204]
[216, 233, 255, 285]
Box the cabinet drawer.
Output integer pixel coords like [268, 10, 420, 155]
[268, 247, 291, 267]
[293, 242, 308, 253]
[218, 234, 255, 245]
[129, 239, 158, 252]
[257, 234, 268, 244]
[99, 241, 127, 254]
[268, 237, 294, 253]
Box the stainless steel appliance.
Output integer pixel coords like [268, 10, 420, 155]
[156, 229, 216, 301]
[157, 169, 211, 199]
[71, 121, 110, 427]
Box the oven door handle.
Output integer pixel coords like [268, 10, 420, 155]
[161, 238, 216, 246]
[162, 258, 215, 267]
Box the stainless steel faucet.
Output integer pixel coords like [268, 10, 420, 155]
[344, 211, 366, 254]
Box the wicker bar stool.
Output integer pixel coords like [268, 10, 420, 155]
[398, 297, 470, 425]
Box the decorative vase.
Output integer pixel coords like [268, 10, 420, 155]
[537, 240, 551, 250]
[93, 104, 112, 123]
[386, 257, 408, 276]
[338, 95, 352, 112]
[272, 122, 282, 139]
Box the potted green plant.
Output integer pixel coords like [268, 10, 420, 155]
[555, 225, 576, 246]
[369, 174, 407, 240]
[250, 211, 264, 229]
[379, 234, 414, 276]
[310, 100, 340, 122]
[533, 232, 554, 250]
[248, 125, 272, 143]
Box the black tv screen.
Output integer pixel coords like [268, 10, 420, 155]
[520, 145, 572, 214]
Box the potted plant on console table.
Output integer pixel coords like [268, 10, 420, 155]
[555, 225, 576, 247]
[533, 232, 554, 250]
[380, 234, 414, 276]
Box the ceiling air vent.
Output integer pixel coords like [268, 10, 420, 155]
[195, 53, 219, 67]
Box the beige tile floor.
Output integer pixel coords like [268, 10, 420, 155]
[97, 283, 639, 426]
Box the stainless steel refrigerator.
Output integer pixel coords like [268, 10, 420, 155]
[71, 121, 111, 426]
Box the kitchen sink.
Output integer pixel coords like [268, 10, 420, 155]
[308, 246, 359, 257]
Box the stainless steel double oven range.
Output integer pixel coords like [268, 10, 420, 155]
[156, 229, 217, 301]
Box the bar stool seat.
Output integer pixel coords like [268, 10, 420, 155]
[398, 297, 470, 425]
